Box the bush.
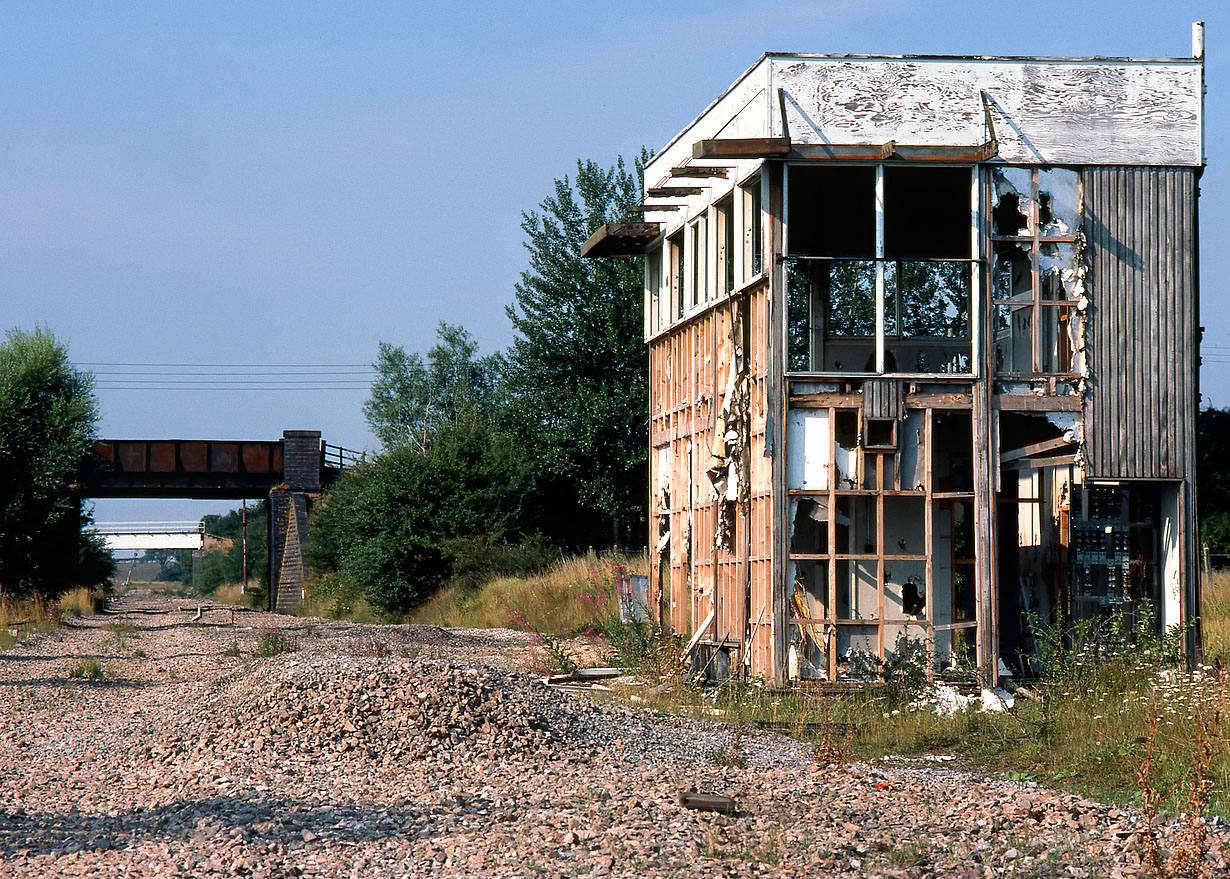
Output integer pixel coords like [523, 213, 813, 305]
[0, 326, 114, 599]
[253, 626, 299, 657]
[309, 416, 532, 616]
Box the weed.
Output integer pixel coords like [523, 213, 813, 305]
[222, 640, 242, 658]
[710, 722, 748, 768]
[68, 658, 103, 681]
[131, 648, 146, 658]
[410, 551, 648, 635]
[887, 843, 928, 867]
[60, 587, 104, 617]
[746, 828, 782, 866]
[508, 610, 578, 674]
[253, 626, 299, 657]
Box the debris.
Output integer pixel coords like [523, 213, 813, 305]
[678, 790, 737, 814]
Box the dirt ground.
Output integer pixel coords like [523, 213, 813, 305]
[0, 584, 1225, 878]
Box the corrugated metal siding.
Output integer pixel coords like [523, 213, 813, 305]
[1082, 167, 1198, 479]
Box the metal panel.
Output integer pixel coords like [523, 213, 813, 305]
[1082, 167, 1198, 480]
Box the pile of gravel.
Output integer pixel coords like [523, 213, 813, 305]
[161, 653, 815, 771]
[166, 655, 579, 764]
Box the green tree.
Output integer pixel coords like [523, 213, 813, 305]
[502, 154, 649, 548]
[364, 323, 502, 452]
[173, 502, 269, 603]
[309, 415, 531, 615]
[1198, 407, 1230, 562]
[0, 326, 114, 597]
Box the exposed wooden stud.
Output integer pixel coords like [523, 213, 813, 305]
[1000, 436, 1076, 464]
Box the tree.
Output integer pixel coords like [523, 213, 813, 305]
[0, 326, 114, 597]
[309, 415, 532, 615]
[502, 154, 649, 548]
[363, 323, 502, 452]
[1197, 407, 1230, 562]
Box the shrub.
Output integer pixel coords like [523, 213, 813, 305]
[253, 626, 299, 657]
[308, 417, 532, 615]
[68, 658, 103, 681]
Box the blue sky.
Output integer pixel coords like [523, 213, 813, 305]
[0, 2, 1223, 524]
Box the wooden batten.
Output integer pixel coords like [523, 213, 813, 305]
[669, 166, 731, 178]
[692, 137, 791, 159]
[647, 186, 706, 198]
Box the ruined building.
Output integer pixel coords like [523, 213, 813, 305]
[584, 28, 1206, 684]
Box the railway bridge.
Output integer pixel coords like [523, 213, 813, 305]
[84, 430, 362, 613]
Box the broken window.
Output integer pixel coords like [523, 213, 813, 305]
[784, 404, 976, 680]
[786, 164, 974, 375]
[992, 167, 1085, 377]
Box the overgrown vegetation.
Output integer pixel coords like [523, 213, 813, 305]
[253, 625, 299, 657]
[0, 326, 114, 600]
[422, 558, 1229, 824]
[162, 503, 268, 607]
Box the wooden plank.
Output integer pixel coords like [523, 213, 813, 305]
[1001, 453, 1077, 471]
[789, 393, 860, 408]
[905, 392, 972, 408]
[993, 394, 1081, 412]
[679, 792, 737, 815]
[693, 137, 791, 159]
[669, 166, 730, 178]
[1000, 435, 1075, 463]
[647, 186, 705, 198]
[580, 223, 661, 258]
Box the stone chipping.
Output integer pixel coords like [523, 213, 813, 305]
[0, 587, 1225, 878]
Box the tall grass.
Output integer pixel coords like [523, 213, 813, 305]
[409, 551, 648, 635]
[0, 588, 105, 648]
[1203, 568, 1230, 660]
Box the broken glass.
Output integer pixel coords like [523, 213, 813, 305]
[992, 167, 1033, 235]
[1037, 169, 1080, 236]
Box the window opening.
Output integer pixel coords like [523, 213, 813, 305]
[647, 245, 663, 334]
[715, 195, 735, 297]
[786, 405, 978, 680]
[786, 164, 973, 375]
[668, 231, 685, 321]
[744, 175, 763, 278]
[690, 216, 707, 308]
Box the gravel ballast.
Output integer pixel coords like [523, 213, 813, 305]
[0, 588, 1225, 878]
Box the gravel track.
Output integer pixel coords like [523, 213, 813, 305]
[0, 586, 1225, 878]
